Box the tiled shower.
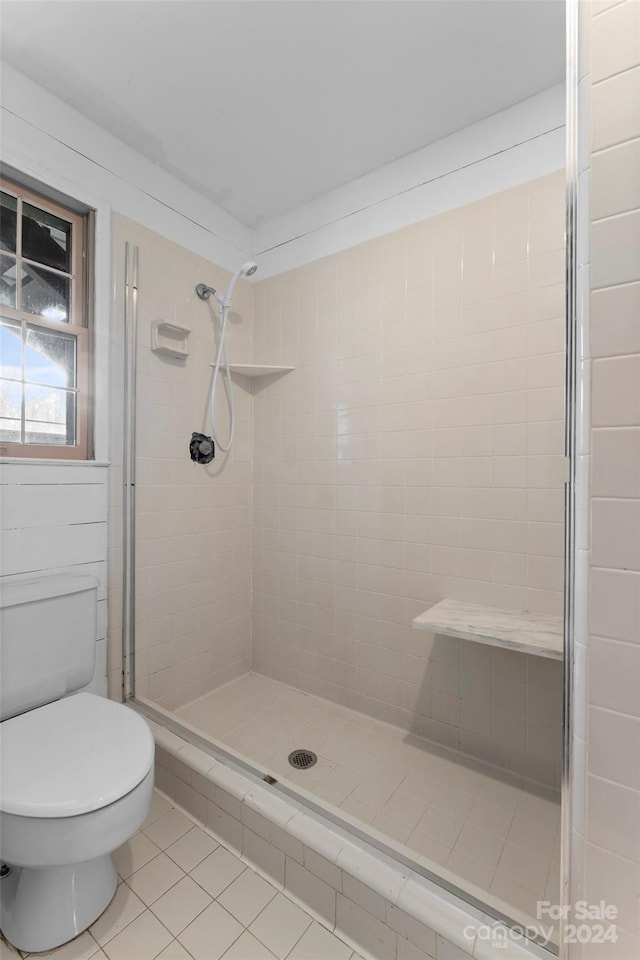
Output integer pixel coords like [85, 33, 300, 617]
[250, 172, 565, 787]
[109, 170, 565, 935]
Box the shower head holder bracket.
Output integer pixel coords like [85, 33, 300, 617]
[195, 283, 215, 301]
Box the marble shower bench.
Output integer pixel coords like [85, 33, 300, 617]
[412, 599, 563, 660]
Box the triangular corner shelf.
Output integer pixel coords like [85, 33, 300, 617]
[209, 363, 295, 377]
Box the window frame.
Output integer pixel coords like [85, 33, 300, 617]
[0, 176, 91, 460]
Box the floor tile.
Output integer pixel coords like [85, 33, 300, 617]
[321, 765, 363, 796]
[126, 851, 185, 905]
[370, 811, 412, 844]
[287, 921, 352, 960]
[414, 806, 464, 848]
[179, 902, 244, 960]
[143, 791, 173, 830]
[28, 931, 101, 960]
[144, 809, 194, 850]
[408, 831, 451, 865]
[453, 824, 504, 871]
[112, 832, 162, 880]
[249, 893, 312, 959]
[342, 748, 379, 776]
[507, 814, 557, 859]
[348, 777, 395, 812]
[445, 765, 487, 797]
[430, 783, 475, 820]
[217, 868, 278, 927]
[221, 931, 277, 960]
[151, 875, 212, 936]
[399, 770, 441, 804]
[312, 781, 349, 806]
[515, 792, 560, 831]
[339, 795, 376, 823]
[365, 759, 408, 791]
[102, 911, 172, 960]
[155, 941, 193, 960]
[490, 873, 540, 919]
[380, 790, 427, 829]
[477, 778, 522, 813]
[190, 847, 246, 898]
[466, 799, 513, 839]
[90, 883, 146, 946]
[318, 737, 353, 763]
[497, 841, 550, 891]
[0, 940, 20, 960]
[445, 850, 494, 891]
[165, 825, 219, 872]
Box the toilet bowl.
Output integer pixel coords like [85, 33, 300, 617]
[0, 692, 155, 953]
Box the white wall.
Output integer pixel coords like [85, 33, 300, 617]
[253, 85, 566, 278]
[0, 462, 109, 694]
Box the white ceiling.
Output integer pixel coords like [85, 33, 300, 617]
[0, 1, 565, 228]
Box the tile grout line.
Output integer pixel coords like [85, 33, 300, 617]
[65, 793, 354, 960]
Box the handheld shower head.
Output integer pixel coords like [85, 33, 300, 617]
[222, 260, 258, 306]
[195, 261, 258, 309]
[195, 259, 259, 455]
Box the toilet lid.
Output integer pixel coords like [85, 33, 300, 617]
[0, 693, 155, 818]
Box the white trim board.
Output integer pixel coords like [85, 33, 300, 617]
[0, 62, 252, 273]
[253, 84, 565, 277]
[2, 63, 564, 282]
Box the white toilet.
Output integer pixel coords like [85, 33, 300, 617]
[0, 572, 155, 953]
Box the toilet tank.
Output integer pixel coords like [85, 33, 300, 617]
[0, 573, 99, 721]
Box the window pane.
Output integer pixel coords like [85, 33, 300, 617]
[0, 319, 22, 382]
[22, 201, 72, 273]
[0, 192, 17, 254]
[0, 378, 22, 443]
[24, 383, 75, 445]
[0, 254, 18, 308]
[26, 326, 76, 388]
[21, 263, 70, 322]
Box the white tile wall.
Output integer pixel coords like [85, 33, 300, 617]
[250, 173, 566, 787]
[573, 2, 640, 956]
[108, 215, 254, 708]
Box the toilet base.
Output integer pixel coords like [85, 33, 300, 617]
[1, 853, 117, 952]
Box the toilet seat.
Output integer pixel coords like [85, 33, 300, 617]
[0, 692, 154, 818]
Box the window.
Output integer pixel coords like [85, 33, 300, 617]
[0, 176, 91, 459]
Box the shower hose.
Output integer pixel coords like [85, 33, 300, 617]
[209, 301, 235, 452]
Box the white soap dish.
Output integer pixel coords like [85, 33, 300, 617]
[151, 321, 190, 359]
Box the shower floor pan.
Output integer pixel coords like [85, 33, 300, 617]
[174, 672, 560, 929]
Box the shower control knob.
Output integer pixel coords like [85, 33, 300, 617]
[190, 432, 215, 464]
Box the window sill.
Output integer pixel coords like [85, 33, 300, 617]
[0, 457, 110, 467]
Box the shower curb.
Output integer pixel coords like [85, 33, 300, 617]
[147, 718, 554, 960]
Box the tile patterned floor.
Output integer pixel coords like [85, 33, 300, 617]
[176, 672, 561, 925]
[1, 792, 359, 960]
